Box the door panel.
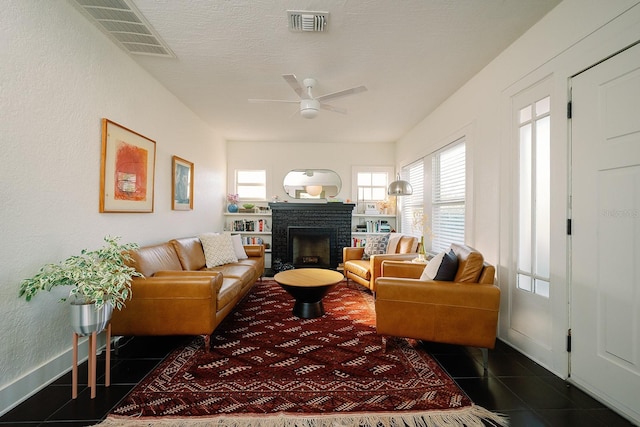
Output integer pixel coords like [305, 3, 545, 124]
[571, 42, 640, 424]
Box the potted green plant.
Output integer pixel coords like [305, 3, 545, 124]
[19, 236, 143, 335]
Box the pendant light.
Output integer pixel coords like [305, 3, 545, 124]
[387, 173, 413, 196]
[305, 185, 323, 196]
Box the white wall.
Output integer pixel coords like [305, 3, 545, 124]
[3, 0, 639, 417]
[0, 1, 226, 413]
[227, 141, 396, 202]
[396, 0, 640, 377]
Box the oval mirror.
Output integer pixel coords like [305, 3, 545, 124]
[283, 169, 341, 199]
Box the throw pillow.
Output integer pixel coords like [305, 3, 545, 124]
[362, 233, 390, 260]
[420, 251, 444, 281]
[230, 234, 248, 260]
[434, 249, 458, 281]
[420, 249, 458, 281]
[198, 233, 238, 267]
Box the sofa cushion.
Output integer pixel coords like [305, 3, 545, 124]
[230, 234, 248, 260]
[206, 263, 256, 283]
[217, 277, 244, 311]
[386, 234, 419, 254]
[397, 236, 419, 254]
[420, 249, 458, 281]
[170, 237, 207, 270]
[386, 233, 402, 254]
[129, 242, 183, 278]
[199, 233, 238, 267]
[344, 259, 372, 280]
[451, 243, 485, 283]
[363, 233, 390, 260]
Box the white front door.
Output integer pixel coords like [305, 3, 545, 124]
[570, 42, 640, 424]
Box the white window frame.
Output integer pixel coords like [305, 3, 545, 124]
[351, 166, 394, 214]
[235, 169, 266, 201]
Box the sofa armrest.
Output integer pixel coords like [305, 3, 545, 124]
[380, 260, 426, 279]
[369, 253, 423, 287]
[111, 275, 223, 336]
[343, 246, 365, 262]
[375, 277, 500, 309]
[128, 275, 223, 298]
[244, 244, 265, 258]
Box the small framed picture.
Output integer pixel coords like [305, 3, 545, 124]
[100, 119, 156, 213]
[172, 156, 194, 210]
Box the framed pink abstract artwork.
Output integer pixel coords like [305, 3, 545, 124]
[100, 119, 156, 213]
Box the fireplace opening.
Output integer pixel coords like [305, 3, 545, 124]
[288, 227, 336, 269]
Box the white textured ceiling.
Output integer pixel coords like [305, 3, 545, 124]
[120, 0, 561, 143]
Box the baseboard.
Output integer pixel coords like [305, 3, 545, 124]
[0, 333, 106, 416]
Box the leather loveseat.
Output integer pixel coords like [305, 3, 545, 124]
[110, 236, 264, 350]
[343, 234, 420, 292]
[374, 243, 499, 367]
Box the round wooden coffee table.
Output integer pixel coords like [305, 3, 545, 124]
[274, 268, 344, 319]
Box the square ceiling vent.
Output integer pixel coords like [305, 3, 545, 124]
[69, 0, 175, 58]
[287, 10, 329, 32]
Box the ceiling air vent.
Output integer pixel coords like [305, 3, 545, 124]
[287, 10, 329, 32]
[69, 0, 175, 58]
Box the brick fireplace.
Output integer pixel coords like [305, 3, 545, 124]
[269, 202, 355, 270]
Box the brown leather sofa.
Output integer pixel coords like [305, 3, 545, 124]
[110, 236, 264, 350]
[343, 234, 420, 292]
[374, 243, 499, 367]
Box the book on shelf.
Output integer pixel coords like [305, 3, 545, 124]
[241, 236, 264, 245]
[230, 219, 268, 232]
[357, 220, 389, 233]
[351, 237, 366, 247]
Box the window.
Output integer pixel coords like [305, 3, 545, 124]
[236, 170, 266, 200]
[517, 96, 550, 297]
[431, 140, 466, 253]
[352, 167, 393, 214]
[399, 160, 424, 237]
[400, 140, 465, 253]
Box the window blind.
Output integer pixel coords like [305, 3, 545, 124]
[432, 141, 465, 253]
[400, 160, 424, 236]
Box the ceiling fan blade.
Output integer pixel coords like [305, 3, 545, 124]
[316, 85, 367, 102]
[282, 74, 306, 99]
[249, 98, 299, 104]
[320, 103, 347, 114]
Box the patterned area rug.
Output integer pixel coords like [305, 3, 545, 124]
[101, 279, 507, 426]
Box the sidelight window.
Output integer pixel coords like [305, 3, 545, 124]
[517, 96, 550, 297]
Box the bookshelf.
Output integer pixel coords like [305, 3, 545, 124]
[224, 212, 272, 269]
[351, 214, 397, 247]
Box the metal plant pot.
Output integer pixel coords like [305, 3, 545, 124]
[69, 300, 113, 336]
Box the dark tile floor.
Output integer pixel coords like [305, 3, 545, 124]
[1, 330, 636, 426]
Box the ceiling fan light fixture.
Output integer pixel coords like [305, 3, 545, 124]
[300, 99, 320, 119]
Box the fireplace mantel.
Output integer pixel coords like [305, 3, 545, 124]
[269, 202, 355, 269]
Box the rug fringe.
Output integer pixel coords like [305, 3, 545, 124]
[96, 405, 508, 426]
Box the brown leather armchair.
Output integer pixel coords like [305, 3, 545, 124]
[343, 234, 420, 292]
[374, 243, 499, 368]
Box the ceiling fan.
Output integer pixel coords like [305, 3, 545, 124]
[249, 74, 367, 119]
